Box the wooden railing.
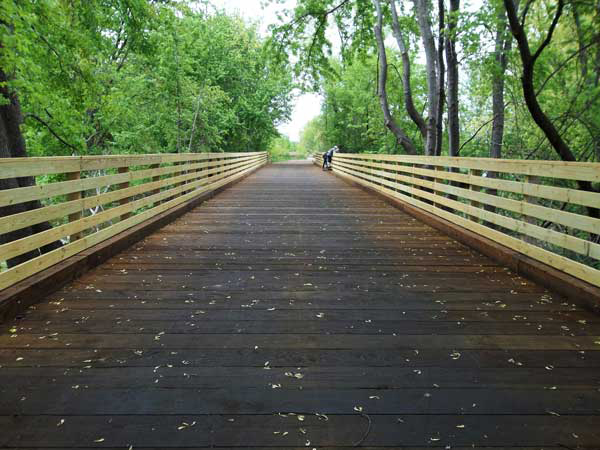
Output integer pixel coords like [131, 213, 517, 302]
[0, 151, 267, 291]
[314, 153, 600, 288]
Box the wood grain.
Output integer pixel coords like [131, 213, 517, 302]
[1, 161, 599, 448]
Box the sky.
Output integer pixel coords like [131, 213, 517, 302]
[217, 0, 322, 142]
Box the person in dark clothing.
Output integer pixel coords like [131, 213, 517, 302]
[322, 146, 338, 170]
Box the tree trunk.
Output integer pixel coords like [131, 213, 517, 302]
[435, 0, 445, 156]
[389, 0, 427, 139]
[504, 0, 575, 163]
[572, 5, 588, 81]
[445, 0, 460, 157]
[485, 4, 513, 223]
[373, 0, 417, 155]
[0, 68, 63, 268]
[413, 0, 439, 156]
[489, 7, 510, 160]
[504, 0, 599, 219]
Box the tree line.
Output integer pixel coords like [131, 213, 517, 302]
[274, 0, 599, 170]
[0, 0, 293, 161]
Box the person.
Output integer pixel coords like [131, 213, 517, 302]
[322, 146, 338, 170]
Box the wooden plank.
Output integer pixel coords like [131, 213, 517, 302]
[2, 348, 599, 369]
[523, 174, 539, 245]
[0, 157, 266, 262]
[2, 386, 599, 414]
[0, 152, 266, 178]
[0, 153, 265, 208]
[1, 161, 599, 449]
[469, 168, 482, 222]
[3, 366, 598, 388]
[0, 158, 265, 290]
[335, 152, 600, 181]
[0, 414, 597, 447]
[117, 166, 132, 221]
[2, 333, 600, 350]
[335, 158, 600, 235]
[65, 171, 83, 241]
[334, 164, 600, 287]
[9, 319, 600, 335]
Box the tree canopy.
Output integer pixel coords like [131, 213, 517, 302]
[0, 0, 293, 157]
[272, 0, 599, 165]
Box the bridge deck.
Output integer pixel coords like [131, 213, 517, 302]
[1, 161, 599, 449]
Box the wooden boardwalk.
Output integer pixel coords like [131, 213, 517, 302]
[1, 161, 599, 449]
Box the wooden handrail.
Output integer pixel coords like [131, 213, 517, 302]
[0, 152, 267, 291]
[314, 152, 600, 288]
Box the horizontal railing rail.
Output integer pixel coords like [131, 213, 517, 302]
[0, 151, 267, 291]
[314, 152, 600, 288]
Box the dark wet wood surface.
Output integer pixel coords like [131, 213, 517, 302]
[1, 161, 599, 448]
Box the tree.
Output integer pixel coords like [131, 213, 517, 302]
[489, 1, 512, 160]
[446, 0, 460, 156]
[389, 0, 426, 138]
[0, 65, 63, 267]
[413, 0, 440, 155]
[1, 0, 295, 267]
[373, 0, 417, 154]
[504, 0, 598, 217]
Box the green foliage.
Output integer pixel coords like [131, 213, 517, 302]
[288, 0, 600, 165]
[267, 0, 375, 88]
[298, 52, 425, 154]
[268, 134, 304, 162]
[0, 0, 293, 156]
[297, 116, 327, 155]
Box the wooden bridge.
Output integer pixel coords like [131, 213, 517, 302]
[1, 153, 599, 448]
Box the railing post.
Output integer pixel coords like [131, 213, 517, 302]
[523, 175, 539, 243]
[66, 171, 83, 242]
[207, 157, 213, 180]
[172, 161, 185, 198]
[118, 166, 131, 220]
[468, 168, 482, 222]
[411, 163, 417, 198]
[218, 155, 224, 178]
[150, 163, 161, 206]
[434, 165, 445, 209]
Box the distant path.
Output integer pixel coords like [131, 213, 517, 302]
[272, 159, 314, 164]
[1, 162, 598, 448]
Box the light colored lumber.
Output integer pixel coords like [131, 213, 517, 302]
[66, 172, 83, 242]
[333, 160, 600, 260]
[333, 164, 600, 287]
[335, 153, 600, 181]
[0, 152, 265, 178]
[0, 153, 264, 208]
[0, 156, 264, 263]
[0, 156, 265, 290]
[335, 158, 600, 235]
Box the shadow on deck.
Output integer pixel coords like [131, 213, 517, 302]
[1, 161, 599, 448]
